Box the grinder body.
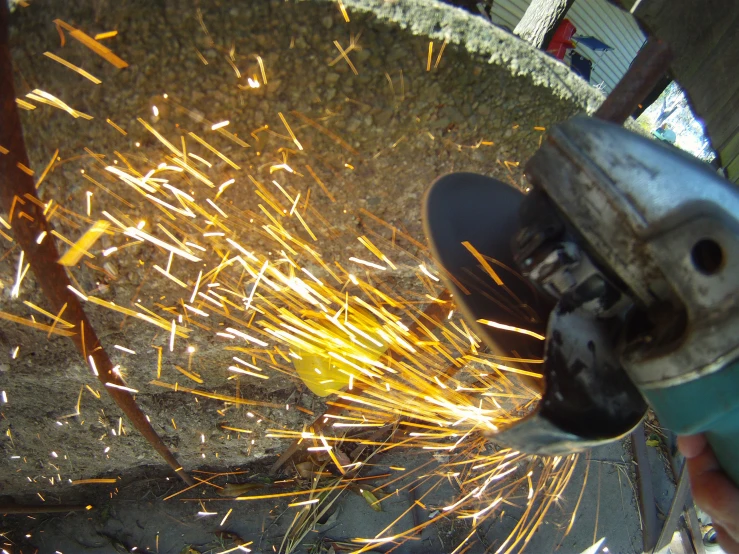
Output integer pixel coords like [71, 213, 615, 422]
[423, 116, 739, 484]
[523, 116, 739, 484]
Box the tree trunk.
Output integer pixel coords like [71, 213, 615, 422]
[513, 0, 576, 49]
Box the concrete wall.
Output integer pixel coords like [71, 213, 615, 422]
[489, 0, 646, 93]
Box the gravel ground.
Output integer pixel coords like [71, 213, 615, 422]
[0, 0, 627, 552]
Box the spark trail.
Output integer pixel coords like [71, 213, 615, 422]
[0, 3, 585, 552]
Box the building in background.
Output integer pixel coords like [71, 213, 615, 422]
[488, 0, 646, 94]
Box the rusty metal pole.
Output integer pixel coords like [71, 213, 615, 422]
[594, 36, 673, 124]
[591, 35, 674, 553]
[0, 2, 193, 486]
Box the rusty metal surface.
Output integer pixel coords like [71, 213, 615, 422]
[594, 36, 673, 124]
[0, 1, 193, 486]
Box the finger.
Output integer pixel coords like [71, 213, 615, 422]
[684, 437, 721, 476]
[715, 524, 739, 554]
[677, 434, 707, 459]
[688, 460, 739, 537]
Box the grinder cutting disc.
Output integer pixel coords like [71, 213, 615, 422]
[422, 172, 552, 370]
[423, 173, 646, 454]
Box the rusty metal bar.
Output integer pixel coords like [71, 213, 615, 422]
[654, 462, 693, 553]
[663, 436, 706, 554]
[594, 36, 673, 124]
[0, 1, 193, 486]
[631, 423, 660, 552]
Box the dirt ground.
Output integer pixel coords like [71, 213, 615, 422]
[3, 440, 651, 554]
[0, 0, 664, 552]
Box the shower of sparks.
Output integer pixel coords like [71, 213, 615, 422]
[477, 319, 546, 341]
[43, 51, 102, 84]
[220, 507, 233, 526]
[94, 30, 118, 40]
[16, 98, 37, 110]
[26, 89, 93, 119]
[106, 118, 127, 135]
[57, 220, 110, 266]
[105, 382, 139, 394]
[53, 19, 128, 68]
[434, 37, 449, 70]
[71, 478, 117, 485]
[337, 0, 350, 22]
[0, 7, 585, 554]
[11, 250, 25, 298]
[256, 55, 268, 84]
[332, 40, 358, 75]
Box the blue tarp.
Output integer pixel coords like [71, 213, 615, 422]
[575, 36, 613, 51]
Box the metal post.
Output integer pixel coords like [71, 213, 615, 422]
[0, 0, 193, 486]
[594, 36, 673, 124]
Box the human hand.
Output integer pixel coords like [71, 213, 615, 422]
[678, 435, 739, 553]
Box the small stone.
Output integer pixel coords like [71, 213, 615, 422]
[321, 15, 333, 29]
[356, 49, 371, 63]
[103, 262, 118, 278]
[345, 117, 361, 133]
[375, 110, 393, 126]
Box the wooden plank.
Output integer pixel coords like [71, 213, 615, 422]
[704, 89, 739, 150]
[632, 0, 739, 182]
[718, 130, 739, 167]
[703, 94, 739, 179]
[681, 20, 739, 144]
[632, 0, 737, 83]
[726, 150, 739, 183]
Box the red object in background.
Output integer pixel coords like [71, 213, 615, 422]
[547, 18, 576, 60]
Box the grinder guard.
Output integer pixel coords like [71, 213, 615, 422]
[422, 172, 646, 455]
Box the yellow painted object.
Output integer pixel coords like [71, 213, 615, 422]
[293, 308, 387, 397]
[58, 221, 110, 266]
